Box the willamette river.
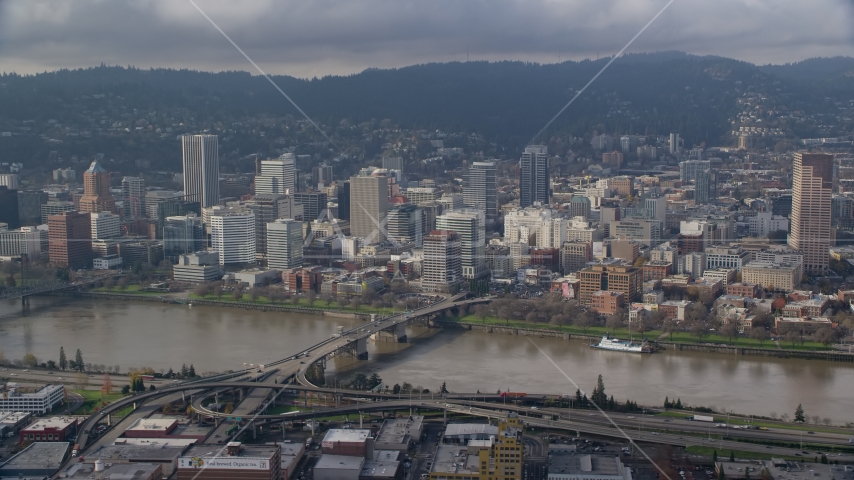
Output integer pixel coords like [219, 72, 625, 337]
[1, 297, 853, 423]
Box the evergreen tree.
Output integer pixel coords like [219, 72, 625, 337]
[75, 349, 84, 372]
[675, 398, 683, 409]
[180, 364, 188, 378]
[664, 396, 670, 409]
[794, 404, 805, 423]
[821, 454, 828, 464]
[188, 364, 196, 378]
[718, 468, 726, 480]
[591, 375, 607, 405]
[730, 451, 735, 462]
[575, 389, 584, 407]
[712, 450, 718, 462]
[609, 395, 616, 410]
[59, 347, 67, 371]
[149, 384, 156, 391]
[166, 367, 173, 378]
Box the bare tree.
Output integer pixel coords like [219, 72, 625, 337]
[689, 321, 709, 341]
[606, 311, 625, 331]
[750, 327, 770, 346]
[720, 322, 739, 342]
[810, 415, 821, 425]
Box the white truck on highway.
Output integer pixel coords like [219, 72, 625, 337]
[688, 415, 715, 422]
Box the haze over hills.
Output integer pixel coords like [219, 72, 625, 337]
[0, 52, 852, 172]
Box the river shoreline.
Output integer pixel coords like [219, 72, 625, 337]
[46, 291, 854, 364]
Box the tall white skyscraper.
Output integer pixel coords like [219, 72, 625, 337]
[464, 161, 497, 220]
[267, 219, 303, 269]
[210, 211, 256, 265]
[182, 135, 219, 208]
[520, 145, 549, 207]
[669, 132, 681, 155]
[349, 174, 388, 243]
[255, 153, 296, 196]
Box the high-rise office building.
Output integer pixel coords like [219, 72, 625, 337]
[789, 152, 833, 275]
[679, 160, 710, 182]
[569, 196, 591, 220]
[695, 169, 711, 205]
[246, 194, 300, 256]
[336, 181, 350, 221]
[311, 165, 333, 188]
[79, 160, 115, 213]
[293, 191, 328, 222]
[121, 177, 146, 220]
[0, 174, 18, 189]
[163, 215, 205, 260]
[349, 174, 388, 243]
[382, 157, 404, 171]
[182, 134, 220, 208]
[670, 132, 681, 155]
[210, 211, 256, 265]
[437, 210, 487, 280]
[48, 211, 92, 268]
[0, 186, 20, 229]
[17, 191, 47, 227]
[463, 161, 497, 220]
[519, 145, 549, 207]
[421, 230, 463, 293]
[387, 204, 424, 246]
[90, 212, 121, 240]
[267, 219, 304, 269]
[255, 153, 296, 196]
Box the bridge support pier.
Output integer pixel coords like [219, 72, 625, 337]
[355, 337, 368, 360]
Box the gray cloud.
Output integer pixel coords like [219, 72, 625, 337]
[1, 0, 852, 78]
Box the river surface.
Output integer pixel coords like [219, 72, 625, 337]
[1, 297, 852, 423]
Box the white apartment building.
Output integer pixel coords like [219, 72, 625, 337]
[437, 210, 487, 280]
[422, 230, 463, 293]
[0, 226, 47, 259]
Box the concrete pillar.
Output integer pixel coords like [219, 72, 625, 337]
[355, 337, 368, 359]
[394, 323, 407, 342]
[239, 388, 244, 402]
[443, 408, 448, 424]
[252, 421, 257, 439]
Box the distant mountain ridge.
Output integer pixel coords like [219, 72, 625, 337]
[0, 52, 851, 151]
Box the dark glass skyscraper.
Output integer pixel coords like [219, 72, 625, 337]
[519, 145, 549, 207]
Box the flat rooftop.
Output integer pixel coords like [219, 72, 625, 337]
[315, 454, 365, 471]
[62, 462, 161, 479]
[127, 417, 177, 432]
[361, 460, 400, 479]
[86, 443, 187, 462]
[0, 442, 68, 470]
[323, 428, 370, 444]
[445, 423, 499, 437]
[181, 443, 278, 460]
[21, 416, 76, 431]
[376, 417, 422, 446]
[114, 438, 198, 448]
[548, 453, 624, 477]
[374, 450, 401, 462]
[0, 412, 30, 423]
[763, 461, 854, 480]
[431, 445, 480, 476]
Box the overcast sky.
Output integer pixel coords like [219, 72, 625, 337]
[1, 0, 852, 78]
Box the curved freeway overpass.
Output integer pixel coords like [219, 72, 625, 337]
[75, 294, 484, 450]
